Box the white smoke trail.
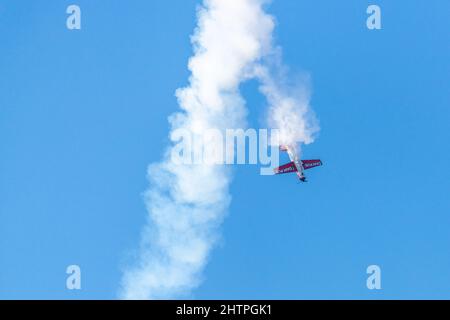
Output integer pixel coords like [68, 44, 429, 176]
[120, 0, 274, 299]
[120, 0, 318, 299]
[255, 55, 319, 153]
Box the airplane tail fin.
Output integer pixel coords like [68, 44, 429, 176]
[279, 145, 289, 152]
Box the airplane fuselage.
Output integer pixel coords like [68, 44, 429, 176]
[286, 147, 306, 181]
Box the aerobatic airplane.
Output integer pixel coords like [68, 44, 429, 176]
[274, 145, 322, 182]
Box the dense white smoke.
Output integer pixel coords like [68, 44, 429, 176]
[256, 62, 319, 149]
[120, 0, 318, 299]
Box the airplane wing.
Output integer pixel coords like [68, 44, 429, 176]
[301, 159, 323, 170]
[274, 161, 298, 175]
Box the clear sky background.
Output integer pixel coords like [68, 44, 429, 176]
[1, 0, 450, 299]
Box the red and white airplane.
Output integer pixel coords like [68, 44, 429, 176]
[274, 145, 322, 182]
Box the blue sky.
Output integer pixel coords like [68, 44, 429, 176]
[1, 0, 450, 299]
